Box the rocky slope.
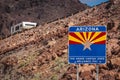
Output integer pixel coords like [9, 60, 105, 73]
[0, 0, 88, 38]
[0, 0, 120, 80]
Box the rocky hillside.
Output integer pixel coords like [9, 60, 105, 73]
[0, 0, 88, 38]
[0, 0, 120, 80]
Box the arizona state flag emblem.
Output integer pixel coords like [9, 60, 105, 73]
[68, 26, 106, 64]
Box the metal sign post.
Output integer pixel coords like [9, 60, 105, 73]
[68, 26, 106, 79]
[96, 64, 99, 80]
[77, 64, 79, 80]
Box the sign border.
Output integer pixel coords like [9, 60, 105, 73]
[68, 26, 107, 64]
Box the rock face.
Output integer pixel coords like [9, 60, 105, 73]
[0, 0, 88, 38]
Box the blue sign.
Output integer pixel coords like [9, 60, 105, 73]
[68, 26, 106, 64]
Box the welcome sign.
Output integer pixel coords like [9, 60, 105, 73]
[68, 26, 106, 64]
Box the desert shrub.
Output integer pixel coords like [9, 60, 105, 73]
[51, 75, 58, 80]
[41, 39, 48, 45]
[107, 20, 114, 30]
[32, 72, 41, 80]
[118, 24, 120, 30]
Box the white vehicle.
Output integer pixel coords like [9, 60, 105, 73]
[11, 22, 37, 34]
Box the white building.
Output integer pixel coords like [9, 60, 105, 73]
[11, 22, 37, 34]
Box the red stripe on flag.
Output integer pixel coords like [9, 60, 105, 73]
[89, 32, 95, 40]
[69, 40, 81, 44]
[94, 40, 106, 44]
[80, 32, 85, 41]
[86, 32, 88, 39]
[91, 32, 106, 42]
[69, 32, 84, 42]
